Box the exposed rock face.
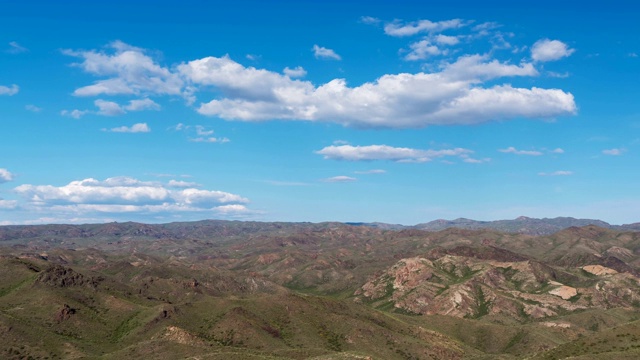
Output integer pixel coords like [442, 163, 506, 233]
[583, 265, 618, 276]
[356, 246, 640, 320]
[548, 285, 577, 300]
[36, 265, 102, 288]
[55, 304, 76, 322]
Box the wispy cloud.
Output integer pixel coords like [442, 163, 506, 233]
[25, 104, 42, 112]
[188, 137, 230, 143]
[538, 170, 573, 176]
[102, 123, 151, 133]
[383, 18, 465, 37]
[61, 109, 89, 119]
[602, 148, 625, 156]
[354, 169, 386, 174]
[6, 41, 28, 54]
[317, 144, 473, 163]
[264, 180, 312, 186]
[0, 84, 19, 96]
[322, 176, 357, 183]
[171, 123, 230, 143]
[312, 45, 341, 60]
[498, 147, 543, 156]
[360, 16, 381, 25]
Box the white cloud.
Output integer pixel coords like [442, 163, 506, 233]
[384, 18, 465, 37]
[0, 199, 18, 209]
[316, 145, 473, 163]
[189, 54, 574, 128]
[103, 123, 151, 133]
[434, 34, 460, 45]
[354, 169, 386, 174]
[171, 123, 230, 143]
[442, 54, 538, 79]
[360, 16, 381, 25]
[125, 98, 161, 111]
[283, 66, 307, 78]
[462, 157, 491, 164]
[69, 98, 161, 118]
[13, 177, 249, 216]
[188, 137, 230, 143]
[214, 204, 251, 215]
[312, 45, 342, 60]
[0, 168, 15, 183]
[167, 180, 200, 188]
[323, 176, 357, 183]
[498, 147, 543, 156]
[551, 148, 565, 154]
[538, 170, 573, 176]
[195, 125, 214, 136]
[531, 39, 575, 62]
[63, 42, 574, 129]
[0, 84, 19, 96]
[61, 109, 89, 119]
[25, 104, 42, 112]
[64, 40, 184, 97]
[95, 99, 125, 116]
[7, 41, 28, 54]
[602, 148, 624, 156]
[405, 40, 443, 60]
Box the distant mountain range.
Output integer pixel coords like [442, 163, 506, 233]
[2, 218, 640, 358]
[350, 216, 640, 235]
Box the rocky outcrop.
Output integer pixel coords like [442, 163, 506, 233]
[55, 304, 76, 322]
[36, 265, 102, 289]
[356, 246, 640, 320]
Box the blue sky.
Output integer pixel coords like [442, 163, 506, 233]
[1, 0, 639, 225]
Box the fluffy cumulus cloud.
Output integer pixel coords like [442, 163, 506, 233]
[312, 45, 341, 60]
[64, 41, 184, 97]
[185, 54, 574, 128]
[316, 145, 474, 163]
[0, 168, 15, 183]
[405, 40, 443, 60]
[0, 84, 19, 96]
[283, 66, 307, 78]
[95, 99, 126, 116]
[531, 39, 575, 62]
[65, 40, 576, 129]
[12, 176, 250, 218]
[102, 123, 151, 133]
